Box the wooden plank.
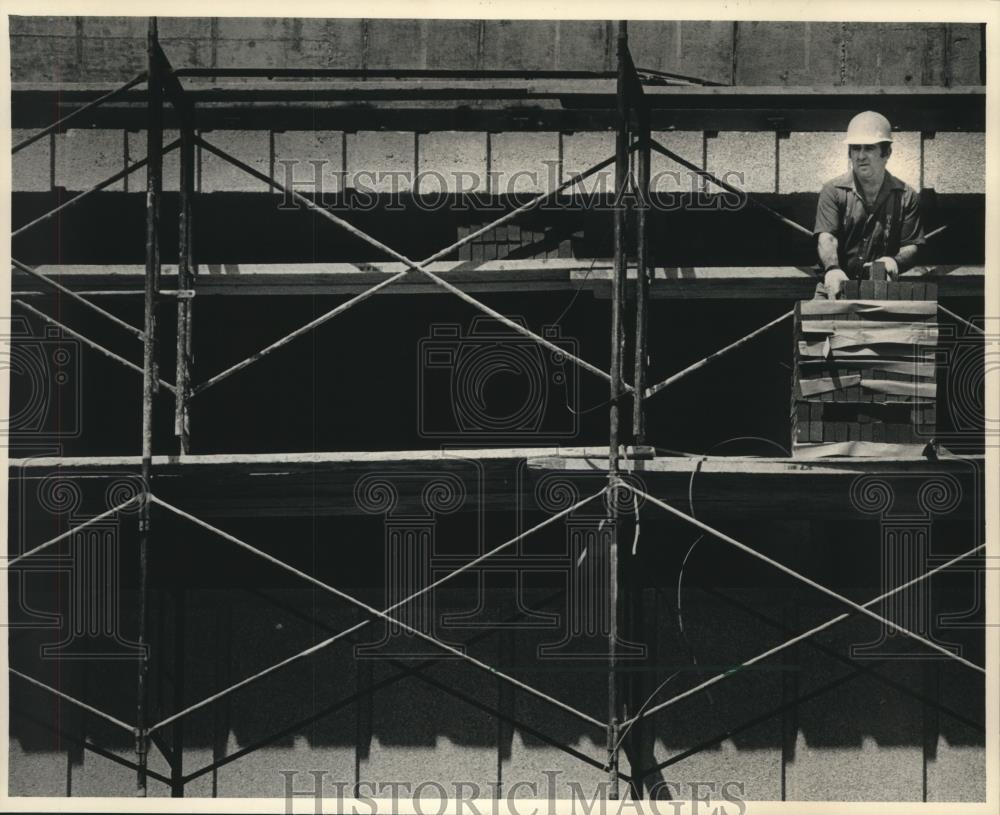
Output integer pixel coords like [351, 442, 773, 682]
[11, 263, 983, 298]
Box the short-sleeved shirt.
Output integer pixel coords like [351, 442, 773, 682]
[813, 170, 925, 278]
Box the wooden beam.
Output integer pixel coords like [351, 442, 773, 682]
[11, 82, 985, 132]
[10, 261, 985, 298]
[8, 449, 983, 520]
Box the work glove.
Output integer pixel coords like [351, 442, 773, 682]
[876, 256, 900, 280]
[824, 268, 849, 299]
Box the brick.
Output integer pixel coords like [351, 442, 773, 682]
[778, 132, 848, 194]
[345, 131, 415, 193]
[650, 131, 703, 193]
[125, 130, 181, 192]
[54, 129, 125, 192]
[12, 130, 51, 192]
[490, 132, 560, 195]
[561, 132, 614, 195]
[273, 131, 345, 195]
[200, 130, 269, 192]
[417, 132, 488, 194]
[705, 132, 775, 193]
[924, 132, 984, 193]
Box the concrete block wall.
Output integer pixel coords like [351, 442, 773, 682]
[13, 128, 985, 196]
[7, 586, 985, 800]
[9, 18, 984, 85]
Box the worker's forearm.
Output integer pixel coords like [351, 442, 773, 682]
[895, 244, 919, 272]
[817, 233, 840, 270]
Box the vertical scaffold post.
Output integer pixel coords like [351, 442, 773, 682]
[175, 119, 194, 454]
[632, 102, 651, 445]
[137, 15, 162, 798]
[170, 585, 186, 796]
[607, 18, 629, 802]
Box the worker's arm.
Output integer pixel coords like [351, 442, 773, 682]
[817, 231, 840, 271]
[875, 243, 920, 278]
[814, 182, 847, 297]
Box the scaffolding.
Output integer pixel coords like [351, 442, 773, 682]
[7, 18, 988, 800]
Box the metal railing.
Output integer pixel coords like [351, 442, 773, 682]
[6, 17, 984, 801]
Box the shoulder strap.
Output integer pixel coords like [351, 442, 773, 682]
[884, 188, 904, 256]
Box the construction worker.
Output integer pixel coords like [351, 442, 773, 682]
[813, 111, 925, 298]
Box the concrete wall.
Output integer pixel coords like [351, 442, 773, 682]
[11, 127, 987, 194]
[9, 18, 984, 85]
[8, 581, 986, 800]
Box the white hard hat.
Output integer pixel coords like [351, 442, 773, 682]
[843, 111, 893, 145]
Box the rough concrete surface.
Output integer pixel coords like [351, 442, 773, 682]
[199, 130, 270, 193]
[273, 131, 345, 195]
[346, 131, 416, 194]
[417, 132, 489, 194]
[706, 131, 776, 193]
[54, 129, 125, 192]
[924, 132, 985, 193]
[490, 132, 561, 195]
[11, 130, 51, 192]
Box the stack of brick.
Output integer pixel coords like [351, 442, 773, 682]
[792, 275, 938, 455]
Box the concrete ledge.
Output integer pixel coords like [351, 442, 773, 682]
[346, 131, 415, 193]
[12, 130, 51, 192]
[200, 130, 270, 193]
[490, 132, 560, 195]
[54, 129, 124, 192]
[417, 132, 488, 194]
[924, 132, 985, 194]
[273, 130, 345, 194]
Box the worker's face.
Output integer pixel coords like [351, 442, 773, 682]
[849, 143, 890, 182]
